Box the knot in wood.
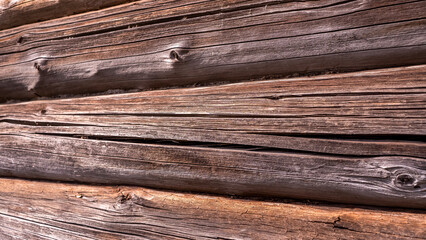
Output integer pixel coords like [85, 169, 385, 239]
[387, 165, 424, 191]
[396, 174, 415, 186]
[119, 192, 132, 204]
[393, 172, 422, 190]
[17, 36, 24, 44]
[33, 59, 49, 72]
[169, 50, 182, 62]
[34, 62, 41, 71]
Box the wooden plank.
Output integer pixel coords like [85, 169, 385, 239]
[1, 65, 425, 208]
[0, 0, 425, 101]
[0, 0, 137, 30]
[0, 178, 425, 239]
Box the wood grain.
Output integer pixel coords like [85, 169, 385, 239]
[0, 0, 137, 30]
[0, 178, 425, 239]
[0, 0, 425, 101]
[1, 65, 425, 208]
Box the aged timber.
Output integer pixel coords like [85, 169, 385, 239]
[0, 178, 425, 239]
[0, 0, 425, 101]
[0, 0, 137, 30]
[0, 65, 425, 208]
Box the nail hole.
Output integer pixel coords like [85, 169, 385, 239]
[40, 109, 47, 114]
[396, 174, 415, 186]
[169, 50, 181, 62]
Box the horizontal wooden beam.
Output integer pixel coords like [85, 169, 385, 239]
[0, 0, 425, 101]
[1, 65, 425, 208]
[0, 0, 137, 30]
[0, 178, 425, 239]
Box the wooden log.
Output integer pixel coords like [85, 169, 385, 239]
[0, 178, 425, 239]
[0, 0, 137, 30]
[1, 65, 425, 208]
[0, 0, 425, 101]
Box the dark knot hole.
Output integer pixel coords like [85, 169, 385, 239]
[17, 36, 24, 44]
[396, 174, 415, 186]
[170, 50, 182, 62]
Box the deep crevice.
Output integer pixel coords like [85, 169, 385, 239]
[255, 91, 426, 99]
[248, 132, 426, 143]
[33, 132, 425, 159]
[0, 119, 98, 127]
[51, 112, 426, 120]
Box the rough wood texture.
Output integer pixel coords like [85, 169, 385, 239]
[0, 178, 425, 239]
[1, 65, 425, 208]
[0, 0, 136, 30]
[0, 0, 425, 101]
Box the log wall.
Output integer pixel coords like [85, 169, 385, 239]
[1, 65, 425, 208]
[0, 0, 425, 238]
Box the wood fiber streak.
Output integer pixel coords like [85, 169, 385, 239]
[1, 66, 425, 208]
[0, 0, 425, 101]
[0, 178, 425, 239]
[0, 0, 137, 30]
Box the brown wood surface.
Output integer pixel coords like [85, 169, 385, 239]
[0, 0, 137, 30]
[0, 178, 425, 239]
[1, 65, 425, 208]
[0, 0, 425, 101]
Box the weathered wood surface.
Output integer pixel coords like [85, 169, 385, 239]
[0, 0, 137, 30]
[0, 178, 425, 239]
[1, 65, 425, 208]
[0, 0, 425, 101]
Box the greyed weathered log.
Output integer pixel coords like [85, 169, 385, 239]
[0, 0, 137, 30]
[0, 0, 425, 101]
[0, 178, 425, 239]
[1, 66, 425, 208]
